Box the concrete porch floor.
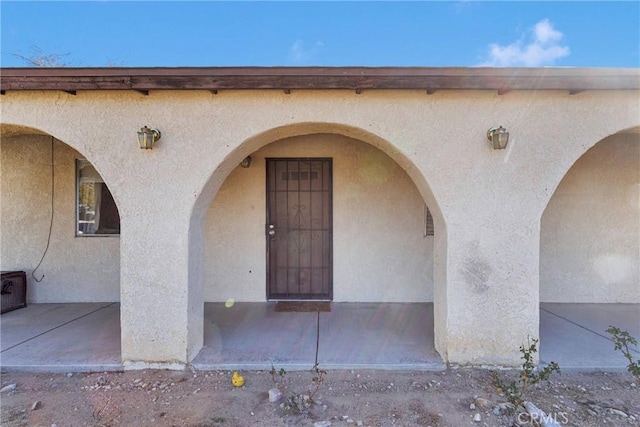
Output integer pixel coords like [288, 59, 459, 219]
[1, 302, 638, 372]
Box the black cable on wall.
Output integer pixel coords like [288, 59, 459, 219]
[32, 136, 55, 283]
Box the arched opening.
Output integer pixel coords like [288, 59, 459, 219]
[188, 123, 446, 369]
[0, 124, 121, 370]
[539, 126, 639, 368]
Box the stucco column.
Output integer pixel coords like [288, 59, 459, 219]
[119, 191, 202, 369]
[440, 210, 540, 366]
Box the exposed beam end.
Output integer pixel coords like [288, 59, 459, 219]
[63, 90, 77, 96]
[283, 89, 291, 94]
[134, 89, 149, 96]
[0, 90, 5, 95]
[210, 89, 218, 95]
[355, 89, 362, 95]
[426, 89, 437, 95]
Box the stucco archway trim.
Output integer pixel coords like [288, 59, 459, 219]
[187, 121, 449, 362]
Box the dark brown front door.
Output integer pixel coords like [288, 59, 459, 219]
[266, 158, 332, 300]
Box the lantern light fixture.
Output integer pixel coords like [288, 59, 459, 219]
[487, 126, 509, 150]
[240, 156, 252, 168]
[137, 126, 161, 149]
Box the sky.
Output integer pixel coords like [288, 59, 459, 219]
[1, 1, 639, 68]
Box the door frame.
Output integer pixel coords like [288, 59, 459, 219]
[265, 157, 333, 301]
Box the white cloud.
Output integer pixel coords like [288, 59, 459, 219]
[288, 39, 324, 64]
[479, 19, 570, 67]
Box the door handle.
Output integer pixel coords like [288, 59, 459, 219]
[268, 224, 275, 236]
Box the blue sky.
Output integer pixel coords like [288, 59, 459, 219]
[1, 1, 639, 68]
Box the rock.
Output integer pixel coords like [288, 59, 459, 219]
[609, 408, 628, 418]
[473, 413, 481, 422]
[1, 384, 17, 393]
[474, 397, 491, 410]
[469, 403, 476, 410]
[492, 402, 515, 416]
[97, 376, 106, 386]
[313, 422, 332, 427]
[66, 373, 73, 377]
[268, 388, 282, 403]
[31, 401, 43, 411]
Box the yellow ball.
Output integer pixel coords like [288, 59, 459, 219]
[232, 371, 244, 387]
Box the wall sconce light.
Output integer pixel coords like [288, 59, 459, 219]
[240, 156, 252, 168]
[137, 126, 161, 149]
[487, 126, 509, 150]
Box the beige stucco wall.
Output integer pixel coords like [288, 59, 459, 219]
[205, 134, 433, 302]
[541, 133, 640, 303]
[1, 87, 638, 368]
[0, 135, 120, 302]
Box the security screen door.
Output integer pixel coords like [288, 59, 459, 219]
[266, 158, 333, 300]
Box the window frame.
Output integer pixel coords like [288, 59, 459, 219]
[75, 158, 120, 237]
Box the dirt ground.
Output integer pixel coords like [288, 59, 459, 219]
[1, 367, 638, 427]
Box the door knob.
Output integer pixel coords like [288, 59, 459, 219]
[268, 230, 275, 236]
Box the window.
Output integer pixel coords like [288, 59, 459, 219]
[76, 159, 120, 235]
[425, 205, 434, 237]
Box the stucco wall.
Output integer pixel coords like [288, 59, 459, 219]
[2, 86, 638, 366]
[204, 134, 434, 302]
[541, 133, 640, 303]
[0, 135, 120, 302]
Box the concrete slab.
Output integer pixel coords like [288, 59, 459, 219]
[1, 303, 121, 372]
[317, 303, 443, 369]
[1, 303, 112, 351]
[2, 302, 638, 372]
[540, 303, 640, 370]
[191, 302, 445, 371]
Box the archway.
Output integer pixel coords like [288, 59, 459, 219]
[0, 123, 122, 370]
[188, 122, 447, 368]
[539, 126, 640, 368]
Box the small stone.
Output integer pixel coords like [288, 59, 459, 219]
[66, 373, 73, 377]
[347, 419, 354, 424]
[31, 401, 42, 411]
[268, 388, 282, 403]
[474, 397, 491, 410]
[1, 384, 17, 393]
[609, 409, 628, 418]
[96, 376, 106, 386]
[473, 413, 481, 422]
[313, 422, 332, 427]
[469, 403, 476, 410]
[357, 421, 364, 427]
